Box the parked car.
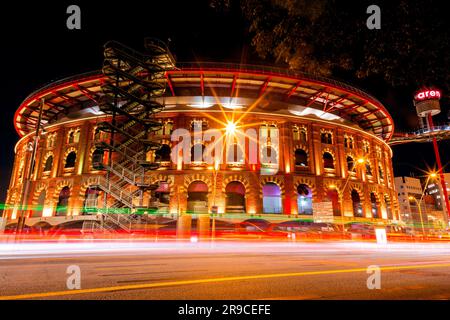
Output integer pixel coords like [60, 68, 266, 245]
[345, 223, 376, 240]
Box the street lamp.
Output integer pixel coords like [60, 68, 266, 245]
[16, 98, 45, 236]
[225, 121, 237, 135]
[408, 196, 426, 237]
[210, 159, 220, 240]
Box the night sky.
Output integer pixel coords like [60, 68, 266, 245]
[0, 1, 448, 203]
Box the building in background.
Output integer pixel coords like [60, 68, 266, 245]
[395, 176, 425, 226]
[395, 175, 449, 229]
[426, 172, 450, 227]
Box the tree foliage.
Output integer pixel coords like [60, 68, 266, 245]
[211, 0, 450, 92]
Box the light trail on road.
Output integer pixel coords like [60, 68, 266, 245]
[1, 261, 450, 300]
[1, 241, 450, 300]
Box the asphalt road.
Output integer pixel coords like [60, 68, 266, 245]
[1, 241, 450, 300]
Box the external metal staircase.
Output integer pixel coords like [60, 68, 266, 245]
[92, 39, 176, 232]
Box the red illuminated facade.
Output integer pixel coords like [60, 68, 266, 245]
[3, 63, 400, 228]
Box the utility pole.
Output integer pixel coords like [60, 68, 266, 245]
[413, 89, 450, 225]
[16, 98, 45, 235]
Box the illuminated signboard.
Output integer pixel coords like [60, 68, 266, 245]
[414, 89, 441, 101]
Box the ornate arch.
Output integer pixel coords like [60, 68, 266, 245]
[31, 182, 48, 204]
[147, 174, 175, 194]
[323, 179, 344, 198]
[348, 182, 365, 201]
[53, 179, 74, 201]
[293, 144, 309, 153]
[293, 145, 309, 165]
[322, 147, 336, 170]
[260, 176, 285, 197]
[79, 176, 102, 198]
[320, 128, 334, 143]
[63, 147, 77, 158]
[42, 151, 54, 164]
[293, 177, 317, 198]
[368, 188, 381, 203]
[182, 173, 213, 193]
[367, 184, 380, 196]
[322, 147, 336, 159]
[221, 174, 251, 195]
[88, 145, 100, 165]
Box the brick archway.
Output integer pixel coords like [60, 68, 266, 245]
[293, 177, 317, 198]
[53, 180, 74, 202]
[182, 174, 213, 193]
[31, 182, 48, 205]
[259, 176, 285, 198]
[147, 174, 175, 195]
[222, 174, 251, 195]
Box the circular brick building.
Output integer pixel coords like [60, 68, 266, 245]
[3, 62, 399, 229]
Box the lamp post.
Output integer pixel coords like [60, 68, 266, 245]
[16, 98, 45, 236]
[210, 160, 220, 241]
[409, 196, 426, 238]
[407, 172, 437, 238]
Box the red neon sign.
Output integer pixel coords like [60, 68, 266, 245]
[414, 89, 441, 101]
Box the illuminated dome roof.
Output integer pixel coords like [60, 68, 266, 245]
[14, 63, 394, 140]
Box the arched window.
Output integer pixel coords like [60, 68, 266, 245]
[190, 144, 205, 163]
[262, 182, 282, 214]
[92, 148, 104, 170]
[83, 187, 100, 214]
[344, 136, 354, 149]
[225, 181, 246, 213]
[156, 144, 171, 162]
[56, 186, 70, 216]
[31, 190, 46, 218]
[74, 129, 80, 143]
[292, 126, 300, 141]
[378, 164, 384, 179]
[365, 162, 372, 176]
[46, 133, 56, 148]
[323, 152, 334, 169]
[321, 132, 332, 144]
[65, 151, 77, 168]
[260, 124, 278, 139]
[67, 131, 75, 144]
[352, 190, 363, 217]
[362, 141, 370, 153]
[300, 129, 307, 143]
[187, 181, 208, 213]
[297, 184, 313, 215]
[346, 156, 355, 172]
[370, 193, 379, 218]
[294, 149, 308, 167]
[43, 155, 53, 172]
[384, 195, 393, 220]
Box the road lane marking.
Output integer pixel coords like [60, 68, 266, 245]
[1, 262, 450, 300]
